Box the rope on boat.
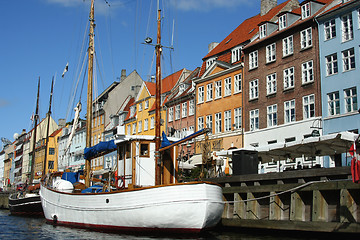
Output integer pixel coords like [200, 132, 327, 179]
[223, 179, 328, 204]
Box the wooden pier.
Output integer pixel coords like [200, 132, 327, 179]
[207, 167, 360, 233]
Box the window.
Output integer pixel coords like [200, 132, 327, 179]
[198, 117, 204, 130]
[284, 99, 295, 123]
[249, 50, 258, 69]
[150, 117, 154, 129]
[282, 35, 293, 56]
[224, 110, 231, 132]
[206, 83, 213, 101]
[179, 84, 185, 94]
[215, 112, 222, 133]
[234, 74, 242, 93]
[127, 125, 131, 135]
[249, 79, 259, 100]
[206, 115, 213, 130]
[138, 120, 142, 133]
[266, 43, 276, 63]
[267, 104, 277, 127]
[301, 3, 310, 19]
[283, 67, 295, 90]
[198, 86, 204, 103]
[324, 19, 336, 40]
[344, 87, 358, 113]
[266, 73, 277, 95]
[234, 107, 242, 130]
[224, 77, 231, 96]
[301, 60, 313, 84]
[132, 123, 136, 134]
[325, 54, 338, 76]
[231, 46, 242, 63]
[48, 161, 54, 170]
[342, 13, 353, 42]
[189, 99, 195, 116]
[168, 107, 174, 122]
[145, 100, 149, 109]
[175, 105, 180, 120]
[327, 91, 340, 116]
[342, 48, 355, 72]
[49, 148, 55, 155]
[279, 14, 286, 30]
[138, 102, 142, 112]
[144, 118, 148, 131]
[206, 57, 216, 69]
[250, 109, 259, 131]
[182, 102, 187, 118]
[259, 24, 266, 38]
[300, 27, 312, 49]
[303, 94, 315, 119]
[215, 80, 222, 99]
[140, 144, 149, 157]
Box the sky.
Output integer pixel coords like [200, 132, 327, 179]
[0, 0, 288, 147]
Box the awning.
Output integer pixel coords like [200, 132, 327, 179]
[13, 167, 22, 174]
[14, 155, 22, 162]
[15, 144, 23, 151]
[188, 154, 203, 166]
[92, 169, 110, 176]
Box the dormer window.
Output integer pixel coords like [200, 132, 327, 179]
[206, 57, 216, 69]
[301, 3, 310, 19]
[279, 14, 286, 30]
[259, 24, 267, 39]
[231, 46, 242, 63]
[179, 84, 185, 94]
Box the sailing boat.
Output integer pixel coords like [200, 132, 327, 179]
[8, 78, 44, 216]
[40, 0, 224, 233]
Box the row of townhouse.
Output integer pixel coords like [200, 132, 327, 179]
[192, 0, 360, 172]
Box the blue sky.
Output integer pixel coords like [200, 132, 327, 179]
[0, 0, 287, 145]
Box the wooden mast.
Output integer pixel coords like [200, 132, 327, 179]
[85, 0, 95, 188]
[29, 77, 40, 185]
[43, 77, 54, 177]
[155, 1, 162, 186]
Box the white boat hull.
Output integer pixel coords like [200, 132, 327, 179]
[40, 182, 224, 233]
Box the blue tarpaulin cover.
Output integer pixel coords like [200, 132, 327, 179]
[160, 129, 207, 150]
[84, 140, 117, 160]
[61, 172, 79, 184]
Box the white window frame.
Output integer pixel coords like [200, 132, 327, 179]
[250, 109, 259, 131]
[175, 104, 180, 120]
[344, 87, 358, 113]
[215, 80, 222, 99]
[341, 13, 353, 42]
[284, 99, 295, 123]
[145, 100, 149, 109]
[231, 46, 242, 63]
[132, 123, 136, 134]
[283, 67, 295, 90]
[206, 57, 216, 69]
[234, 74, 242, 94]
[150, 117, 154, 129]
[138, 120, 142, 133]
[224, 110, 231, 132]
[267, 104, 277, 127]
[198, 86, 204, 103]
[303, 94, 315, 119]
[300, 27, 312, 49]
[224, 77, 232, 96]
[325, 53, 338, 76]
[282, 35, 293, 57]
[279, 14, 286, 30]
[260, 24, 266, 39]
[138, 102, 142, 112]
[301, 3, 310, 19]
[198, 116, 204, 130]
[266, 73, 277, 95]
[324, 19, 336, 41]
[327, 91, 340, 116]
[144, 118, 148, 131]
[182, 102, 187, 118]
[342, 48, 355, 72]
[215, 112, 222, 134]
[189, 99, 195, 116]
[127, 125, 131, 135]
[206, 83, 213, 101]
[301, 60, 314, 84]
[234, 107, 242, 130]
[266, 43, 276, 63]
[206, 115, 213, 131]
[168, 107, 174, 122]
[249, 50, 258, 70]
[249, 79, 259, 100]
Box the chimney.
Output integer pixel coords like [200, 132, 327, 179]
[151, 75, 155, 83]
[120, 69, 126, 81]
[261, 0, 277, 16]
[58, 118, 66, 129]
[208, 42, 219, 53]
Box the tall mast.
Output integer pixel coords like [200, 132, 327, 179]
[29, 77, 40, 185]
[155, 1, 162, 186]
[85, 0, 95, 188]
[43, 77, 54, 177]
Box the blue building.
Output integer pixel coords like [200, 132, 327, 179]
[317, 0, 360, 166]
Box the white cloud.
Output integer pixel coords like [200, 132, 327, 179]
[170, 0, 253, 12]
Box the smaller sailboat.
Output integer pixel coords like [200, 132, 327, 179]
[9, 77, 54, 216]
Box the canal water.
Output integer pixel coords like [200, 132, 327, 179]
[0, 209, 333, 240]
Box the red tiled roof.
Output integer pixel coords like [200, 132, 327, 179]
[145, 82, 156, 96]
[50, 128, 62, 137]
[161, 69, 184, 94]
